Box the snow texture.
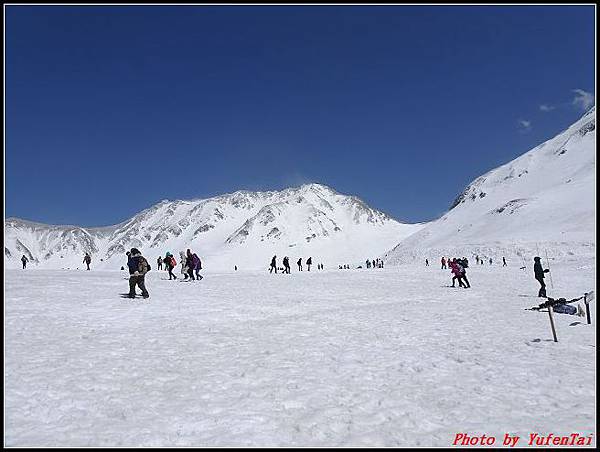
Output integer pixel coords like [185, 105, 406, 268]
[5, 258, 596, 447]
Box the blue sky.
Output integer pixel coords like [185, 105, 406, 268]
[5, 5, 595, 226]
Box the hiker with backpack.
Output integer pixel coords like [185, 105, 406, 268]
[21, 254, 29, 269]
[83, 253, 92, 270]
[533, 257, 550, 298]
[164, 252, 177, 280]
[192, 252, 203, 280]
[297, 257, 303, 271]
[157, 256, 163, 271]
[457, 257, 471, 288]
[441, 257, 446, 269]
[307, 257, 312, 271]
[127, 248, 150, 299]
[269, 255, 277, 274]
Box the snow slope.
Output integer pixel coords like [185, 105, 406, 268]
[5, 184, 422, 271]
[5, 261, 596, 447]
[385, 108, 596, 265]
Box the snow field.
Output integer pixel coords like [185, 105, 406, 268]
[4, 260, 596, 446]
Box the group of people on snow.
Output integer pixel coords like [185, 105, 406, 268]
[439, 255, 507, 269]
[269, 255, 322, 273]
[158, 250, 203, 281]
[365, 258, 384, 269]
[21, 244, 556, 308]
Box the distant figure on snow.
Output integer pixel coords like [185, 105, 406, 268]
[503, 256, 507, 267]
[458, 257, 471, 288]
[180, 251, 189, 280]
[157, 256, 163, 271]
[83, 253, 92, 270]
[441, 257, 446, 269]
[185, 249, 196, 281]
[366, 259, 371, 269]
[235, 265, 238, 271]
[297, 258, 303, 271]
[192, 253, 203, 280]
[425, 259, 429, 267]
[127, 248, 150, 299]
[307, 257, 312, 271]
[489, 257, 493, 265]
[21, 254, 29, 269]
[283, 256, 291, 274]
[533, 256, 550, 298]
[270, 255, 277, 274]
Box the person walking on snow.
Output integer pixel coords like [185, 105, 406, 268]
[269, 255, 277, 274]
[185, 249, 196, 281]
[450, 258, 466, 288]
[441, 257, 446, 269]
[306, 257, 312, 271]
[503, 256, 507, 267]
[297, 257, 303, 271]
[21, 254, 29, 269]
[83, 253, 92, 270]
[164, 252, 177, 280]
[283, 256, 291, 274]
[192, 253, 203, 280]
[533, 256, 550, 298]
[127, 248, 150, 299]
[157, 256, 163, 271]
[180, 251, 189, 280]
[457, 257, 471, 288]
[425, 259, 429, 267]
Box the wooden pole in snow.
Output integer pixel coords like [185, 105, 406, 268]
[548, 305, 558, 342]
[584, 292, 592, 325]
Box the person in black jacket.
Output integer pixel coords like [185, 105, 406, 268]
[269, 255, 277, 274]
[127, 248, 150, 298]
[283, 256, 291, 274]
[533, 256, 550, 297]
[306, 257, 312, 271]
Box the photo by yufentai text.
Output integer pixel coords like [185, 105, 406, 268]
[452, 432, 594, 447]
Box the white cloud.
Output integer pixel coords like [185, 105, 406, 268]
[518, 119, 532, 132]
[572, 89, 595, 110]
[539, 104, 555, 112]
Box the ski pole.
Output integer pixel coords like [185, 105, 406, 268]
[544, 249, 554, 289]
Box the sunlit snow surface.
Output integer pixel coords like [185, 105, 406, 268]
[5, 261, 596, 447]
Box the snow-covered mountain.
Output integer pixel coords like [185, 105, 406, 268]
[5, 184, 422, 270]
[385, 107, 596, 265]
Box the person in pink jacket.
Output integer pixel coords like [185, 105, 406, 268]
[449, 258, 466, 288]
